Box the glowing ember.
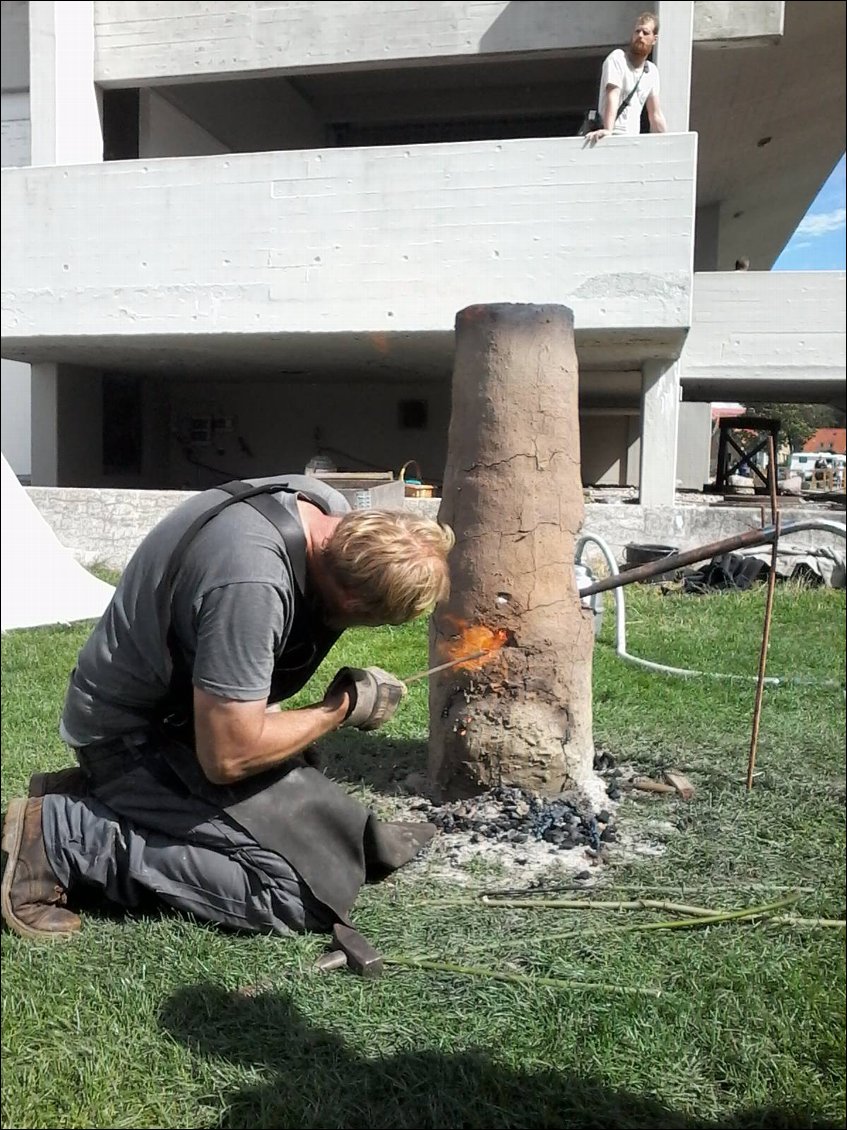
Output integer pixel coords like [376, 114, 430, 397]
[441, 620, 510, 671]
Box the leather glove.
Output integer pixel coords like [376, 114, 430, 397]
[326, 666, 408, 731]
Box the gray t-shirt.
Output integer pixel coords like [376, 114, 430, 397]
[61, 475, 350, 747]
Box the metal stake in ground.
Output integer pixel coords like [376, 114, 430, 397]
[746, 436, 781, 791]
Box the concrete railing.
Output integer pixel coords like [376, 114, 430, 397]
[1, 134, 696, 356]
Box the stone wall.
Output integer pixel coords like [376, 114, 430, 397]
[27, 486, 196, 568]
[27, 486, 845, 571]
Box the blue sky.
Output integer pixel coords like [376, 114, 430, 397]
[773, 153, 846, 271]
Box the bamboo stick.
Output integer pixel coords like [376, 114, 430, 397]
[770, 916, 845, 928]
[421, 897, 724, 917]
[383, 956, 662, 997]
[474, 883, 815, 898]
[554, 893, 803, 935]
[416, 895, 806, 959]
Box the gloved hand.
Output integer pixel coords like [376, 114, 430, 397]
[325, 666, 408, 731]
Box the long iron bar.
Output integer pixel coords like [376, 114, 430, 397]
[404, 649, 488, 684]
[578, 518, 845, 598]
[746, 439, 782, 790]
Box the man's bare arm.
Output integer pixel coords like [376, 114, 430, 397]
[601, 84, 621, 131]
[587, 84, 620, 142]
[646, 90, 667, 133]
[193, 685, 350, 784]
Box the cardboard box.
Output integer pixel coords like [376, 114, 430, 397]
[310, 472, 406, 510]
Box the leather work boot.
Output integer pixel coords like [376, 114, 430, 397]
[28, 766, 89, 799]
[1, 797, 81, 940]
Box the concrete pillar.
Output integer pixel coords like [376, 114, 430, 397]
[30, 363, 59, 485]
[27, 4, 101, 483]
[2, 5, 33, 480]
[655, 1, 693, 132]
[625, 415, 641, 486]
[676, 401, 713, 490]
[29, 1, 102, 166]
[639, 359, 681, 507]
[1, 360, 32, 479]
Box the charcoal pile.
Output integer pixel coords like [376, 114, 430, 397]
[413, 785, 616, 854]
[594, 748, 624, 801]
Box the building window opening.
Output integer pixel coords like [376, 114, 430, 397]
[103, 374, 143, 474]
[103, 88, 140, 161]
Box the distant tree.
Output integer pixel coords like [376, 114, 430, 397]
[746, 403, 844, 453]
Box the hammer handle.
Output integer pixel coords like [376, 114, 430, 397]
[314, 950, 348, 973]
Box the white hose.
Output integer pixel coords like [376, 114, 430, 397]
[575, 521, 846, 689]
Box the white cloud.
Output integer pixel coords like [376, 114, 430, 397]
[796, 207, 846, 238]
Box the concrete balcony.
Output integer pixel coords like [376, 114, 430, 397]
[1, 133, 696, 375]
[93, 2, 785, 86]
[683, 270, 847, 406]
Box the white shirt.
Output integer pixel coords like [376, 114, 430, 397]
[598, 49, 660, 136]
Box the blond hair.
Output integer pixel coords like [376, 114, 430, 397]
[322, 510, 455, 624]
[637, 11, 659, 32]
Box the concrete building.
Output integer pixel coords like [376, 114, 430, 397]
[2, 1, 845, 504]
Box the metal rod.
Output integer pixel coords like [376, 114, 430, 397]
[767, 435, 779, 525]
[747, 513, 780, 789]
[577, 518, 846, 598]
[404, 649, 489, 685]
[747, 439, 781, 791]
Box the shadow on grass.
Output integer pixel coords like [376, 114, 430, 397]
[308, 731, 431, 795]
[160, 983, 840, 1130]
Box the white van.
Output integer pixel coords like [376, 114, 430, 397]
[789, 452, 819, 481]
[790, 451, 845, 485]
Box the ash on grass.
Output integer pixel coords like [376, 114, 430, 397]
[386, 753, 672, 886]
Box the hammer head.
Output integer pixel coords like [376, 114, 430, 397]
[314, 924, 384, 978]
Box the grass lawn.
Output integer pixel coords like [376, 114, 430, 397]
[1, 584, 845, 1129]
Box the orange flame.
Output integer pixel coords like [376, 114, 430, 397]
[441, 619, 510, 671]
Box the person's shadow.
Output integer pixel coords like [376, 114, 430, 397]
[307, 730, 432, 795]
[160, 983, 839, 1130]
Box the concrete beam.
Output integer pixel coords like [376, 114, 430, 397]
[683, 270, 846, 399]
[93, 2, 789, 87]
[93, 2, 644, 86]
[693, 2, 784, 46]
